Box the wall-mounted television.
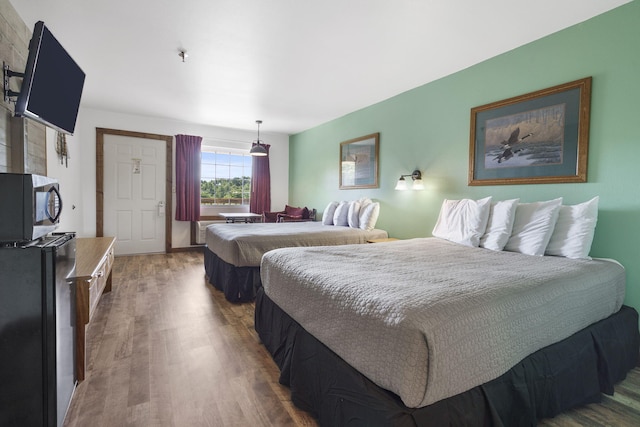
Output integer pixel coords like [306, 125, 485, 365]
[15, 21, 85, 135]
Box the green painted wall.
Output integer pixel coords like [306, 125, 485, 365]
[289, 1, 640, 314]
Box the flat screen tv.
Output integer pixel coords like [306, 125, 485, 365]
[15, 21, 85, 135]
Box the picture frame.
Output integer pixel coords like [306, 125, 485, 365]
[339, 133, 379, 189]
[469, 77, 591, 185]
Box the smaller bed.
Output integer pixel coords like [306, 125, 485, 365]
[204, 221, 388, 302]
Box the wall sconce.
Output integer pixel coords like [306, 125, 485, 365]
[395, 169, 424, 190]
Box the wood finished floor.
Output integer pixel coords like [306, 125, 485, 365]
[63, 251, 640, 427]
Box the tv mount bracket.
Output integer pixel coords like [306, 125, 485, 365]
[3, 62, 24, 103]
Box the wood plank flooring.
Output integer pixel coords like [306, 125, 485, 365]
[63, 251, 640, 427]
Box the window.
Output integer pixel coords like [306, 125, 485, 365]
[201, 149, 252, 207]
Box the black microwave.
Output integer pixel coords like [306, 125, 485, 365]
[0, 173, 62, 242]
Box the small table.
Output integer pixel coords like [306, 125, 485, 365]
[219, 212, 263, 223]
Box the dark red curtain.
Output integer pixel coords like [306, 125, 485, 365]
[250, 143, 271, 214]
[175, 134, 202, 221]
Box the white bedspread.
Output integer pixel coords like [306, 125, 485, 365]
[205, 221, 388, 266]
[261, 238, 626, 408]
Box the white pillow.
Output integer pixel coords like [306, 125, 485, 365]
[479, 199, 519, 251]
[432, 197, 492, 247]
[545, 197, 599, 259]
[357, 197, 372, 206]
[504, 198, 562, 256]
[322, 201, 339, 225]
[333, 201, 350, 226]
[359, 198, 371, 211]
[359, 202, 380, 231]
[347, 201, 361, 228]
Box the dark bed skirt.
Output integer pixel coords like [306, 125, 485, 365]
[255, 287, 639, 427]
[204, 247, 261, 302]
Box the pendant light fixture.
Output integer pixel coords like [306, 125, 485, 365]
[249, 120, 268, 156]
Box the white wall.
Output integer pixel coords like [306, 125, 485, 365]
[45, 126, 84, 235]
[46, 106, 290, 249]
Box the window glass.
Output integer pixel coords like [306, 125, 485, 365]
[201, 150, 251, 206]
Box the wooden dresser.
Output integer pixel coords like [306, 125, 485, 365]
[72, 237, 116, 381]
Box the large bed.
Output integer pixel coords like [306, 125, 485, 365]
[204, 221, 388, 302]
[255, 238, 639, 426]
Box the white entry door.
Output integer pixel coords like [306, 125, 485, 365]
[103, 134, 166, 255]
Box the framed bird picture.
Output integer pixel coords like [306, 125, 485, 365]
[468, 77, 591, 185]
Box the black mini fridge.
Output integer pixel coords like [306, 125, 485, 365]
[0, 232, 77, 427]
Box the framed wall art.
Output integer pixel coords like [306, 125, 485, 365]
[339, 133, 379, 189]
[469, 77, 591, 185]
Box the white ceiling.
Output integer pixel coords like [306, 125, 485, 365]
[9, 0, 630, 135]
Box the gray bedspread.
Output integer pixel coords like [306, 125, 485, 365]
[205, 221, 388, 266]
[260, 237, 626, 408]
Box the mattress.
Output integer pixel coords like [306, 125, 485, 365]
[205, 221, 388, 266]
[260, 237, 626, 408]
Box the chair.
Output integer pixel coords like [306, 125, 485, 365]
[262, 205, 316, 223]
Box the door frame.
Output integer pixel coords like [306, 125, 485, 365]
[96, 127, 173, 253]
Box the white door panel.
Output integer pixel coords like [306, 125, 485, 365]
[104, 135, 166, 255]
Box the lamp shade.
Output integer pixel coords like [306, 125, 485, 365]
[395, 177, 408, 190]
[412, 178, 425, 190]
[249, 144, 268, 156]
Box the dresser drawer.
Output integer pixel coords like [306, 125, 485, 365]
[72, 237, 116, 381]
[90, 249, 113, 318]
[105, 245, 114, 274]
